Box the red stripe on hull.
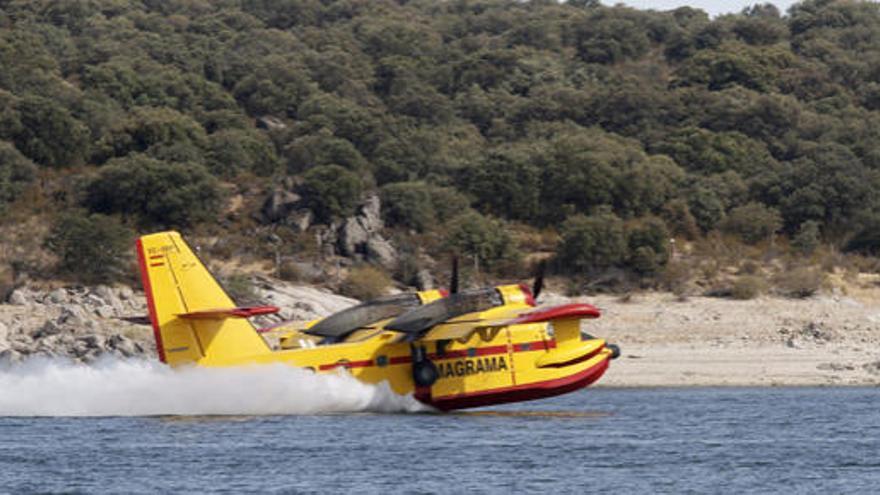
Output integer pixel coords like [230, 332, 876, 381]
[318, 359, 374, 371]
[136, 239, 166, 363]
[422, 358, 610, 411]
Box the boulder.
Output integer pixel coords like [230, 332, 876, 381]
[8, 289, 29, 306]
[289, 209, 313, 232]
[339, 217, 370, 257]
[331, 194, 397, 266]
[118, 286, 134, 301]
[84, 294, 106, 308]
[317, 224, 339, 259]
[95, 305, 115, 319]
[256, 115, 287, 131]
[59, 305, 89, 327]
[108, 334, 139, 357]
[48, 288, 68, 304]
[32, 320, 61, 340]
[359, 194, 383, 231]
[365, 236, 398, 269]
[80, 334, 104, 349]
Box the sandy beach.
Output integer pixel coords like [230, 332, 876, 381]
[4, 281, 880, 387]
[574, 292, 880, 387]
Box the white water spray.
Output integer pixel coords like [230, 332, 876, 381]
[0, 357, 431, 417]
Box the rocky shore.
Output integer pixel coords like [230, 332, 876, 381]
[3, 279, 880, 388]
[0, 279, 357, 365]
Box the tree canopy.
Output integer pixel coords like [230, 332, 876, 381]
[2, 0, 880, 279]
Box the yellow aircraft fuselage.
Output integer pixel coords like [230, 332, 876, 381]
[137, 232, 612, 411]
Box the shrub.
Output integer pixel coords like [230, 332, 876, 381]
[341, 265, 391, 300]
[299, 164, 363, 223]
[627, 217, 671, 275]
[659, 260, 692, 297]
[792, 220, 820, 255]
[277, 261, 302, 282]
[85, 154, 222, 228]
[13, 95, 90, 168]
[0, 141, 36, 210]
[773, 267, 825, 298]
[557, 211, 626, 274]
[661, 199, 699, 240]
[207, 128, 281, 177]
[445, 210, 521, 273]
[380, 181, 470, 232]
[222, 273, 257, 304]
[721, 202, 782, 244]
[730, 275, 767, 300]
[44, 211, 132, 284]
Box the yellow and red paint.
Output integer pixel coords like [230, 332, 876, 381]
[137, 231, 613, 411]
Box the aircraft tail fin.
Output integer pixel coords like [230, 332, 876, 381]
[136, 231, 271, 366]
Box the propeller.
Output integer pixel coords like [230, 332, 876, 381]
[531, 260, 546, 301]
[450, 256, 459, 295]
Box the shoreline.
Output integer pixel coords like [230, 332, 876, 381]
[2, 283, 880, 388]
[578, 292, 880, 388]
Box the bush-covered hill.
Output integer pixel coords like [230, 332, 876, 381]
[2, 0, 880, 289]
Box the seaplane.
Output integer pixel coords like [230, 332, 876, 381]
[136, 231, 619, 411]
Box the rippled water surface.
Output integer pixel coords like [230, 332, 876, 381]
[3, 387, 880, 494]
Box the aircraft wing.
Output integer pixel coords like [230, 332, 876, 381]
[418, 303, 601, 341]
[304, 293, 422, 339]
[384, 287, 503, 336]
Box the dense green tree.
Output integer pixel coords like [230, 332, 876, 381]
[626, 217, 671, 275]
[445, 210, 520, 273]
[96, 106, 208, 163]
[0, 0, 879, 282]
[207, 128, 280, 177]
[380, 181, 470, 232]
[0, 141, 36, 210]
[792, 220, 821, 255]
[284, 131, 368, 174]
[299, 164, 363, 223]
[45, 211, 132, 284]
[13, 95, 89, 167]
[463, 147, 541, 221]
[85, 154, 221, 227]
[556, 211, 627, 274]
[721, 202, 783, 244]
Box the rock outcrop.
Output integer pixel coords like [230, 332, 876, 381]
[0, 279, 361, 364]
[0, 285, 152, 364]
[321, 194, 399, 269]
[259, 188, 400, 270]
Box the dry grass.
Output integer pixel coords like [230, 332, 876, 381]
[730, 276, 767, 300]
[340, 265, 391, 301]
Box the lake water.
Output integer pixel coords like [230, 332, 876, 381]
[1, 359, 879, 493]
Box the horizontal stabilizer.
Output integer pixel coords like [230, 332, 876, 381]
[176, 305, 280, 319]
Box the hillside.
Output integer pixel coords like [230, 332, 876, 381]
[1, 0, 880, 293]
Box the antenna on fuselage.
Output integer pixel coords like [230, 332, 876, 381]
[450, 256, 459, 295]
[532, 260, 546, 301]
